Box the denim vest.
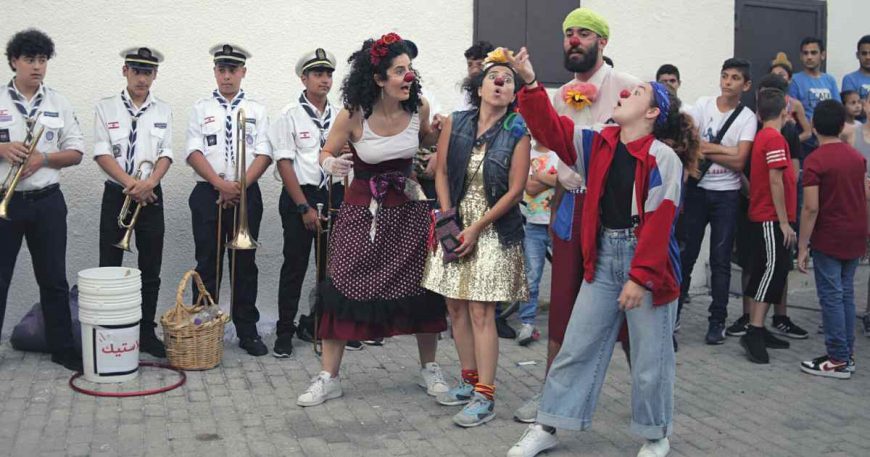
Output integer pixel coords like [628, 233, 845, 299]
[445, 110, 525, 246]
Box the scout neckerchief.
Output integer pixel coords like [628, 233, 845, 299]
[299, 91, 333, 188]
[7, 79, 44, 143]
[120, 90, 152, 175]
[213, 89, 246, 172]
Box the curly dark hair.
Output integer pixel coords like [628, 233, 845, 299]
[650, 91, 700, 177]
[341, 37, 422, 118]
[5, 29, 55, 72]
[460, 64, 521, 110]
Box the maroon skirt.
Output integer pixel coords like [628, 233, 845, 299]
[318, 201, 447, 340]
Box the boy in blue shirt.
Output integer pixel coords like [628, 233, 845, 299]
[842, 35, 870, 100]
[789, 37, 840, 155]
[789, 37, 841, 123]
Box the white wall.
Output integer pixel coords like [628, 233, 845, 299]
[1, 0, 474, 335]
[827, 0, 868, 86]
[583, 0, 734, 106]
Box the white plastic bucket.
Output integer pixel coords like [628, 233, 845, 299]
[77, 267, 142, 384]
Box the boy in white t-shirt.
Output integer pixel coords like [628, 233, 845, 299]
[680, 58, 757, 345]
[516, 139, 558, 346]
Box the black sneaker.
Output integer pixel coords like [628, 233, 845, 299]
[862, 315, 870, 337]
[239, 336, 268, 356]
[345, 340, 365, 351]
[770, 316, 809, 339]
[272, 334, 294, 358]
[496, 317, 516, 339]
[361, 338, 384, 346]
[51, 351, 83, 372]
[763, 328, 790, 349]
[740, 326, 769, 364]
[705, 322, 726, 345]
[726, 314, 750, 337]
[139, 331, 167, 358]
[800, 355, 851, 379]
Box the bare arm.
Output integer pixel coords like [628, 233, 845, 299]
[797, 185, 819, 272]
[319, 109, 355, 166]
[434, 116, 453, 211]
[418, 98, 440, 148]
[792, 101, 812, 142]
[702, 140, 751, 172]
[769, 168, 796, 247]
[244, 154, 272, 184]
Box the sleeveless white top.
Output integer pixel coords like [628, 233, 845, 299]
[352, 112, 420, 164]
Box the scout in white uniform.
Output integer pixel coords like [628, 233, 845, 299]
[93, 46, 172, 358]
[0, 29, 85, 371]
[185, 43, 272, 356]
[269, 48, 351, 357]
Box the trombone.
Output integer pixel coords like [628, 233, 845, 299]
[0, 126, 46, 221]
[215, 108, 259, 313]
[114, 160, 154, 252]
[311, 174, 347, 356]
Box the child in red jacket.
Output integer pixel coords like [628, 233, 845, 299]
[506, 49, 698, 457]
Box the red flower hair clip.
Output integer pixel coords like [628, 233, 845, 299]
[370, 32, 402, 66]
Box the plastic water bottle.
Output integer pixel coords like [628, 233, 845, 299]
[192, 307, 219, 326]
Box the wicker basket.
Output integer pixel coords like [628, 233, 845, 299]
[160, 270, 230, 370]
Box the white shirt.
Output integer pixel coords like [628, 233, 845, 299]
[185, 90, 271, 182]
[269, 93, 336, 186]
[0, 81, 84, 191]
[551, 64, 640, 190]
[689, 96, 757, 191]
[93, 90, 173, 184]
[552, 64, 641, 126]
[455, 88, 474, 112]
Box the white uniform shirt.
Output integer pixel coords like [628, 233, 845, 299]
[689, 96, 757, 191]
[0, 81, 85, 191]
[269, 93, 337, 186]
[185, 90, 271, 181]
[93, 90, 173, 184]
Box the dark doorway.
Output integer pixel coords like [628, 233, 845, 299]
[734, 0, 827, 109]
[474, 0, 579, 87]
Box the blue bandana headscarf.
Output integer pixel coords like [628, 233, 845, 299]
[649, 81, 671, 127]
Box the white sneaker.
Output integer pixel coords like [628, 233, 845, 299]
[418, 362, 449, 396]
[507, 424, 558, 457]
[637, 438, 670, 457]
[517, 323, 539, 346]
[296, 371, 342, 407]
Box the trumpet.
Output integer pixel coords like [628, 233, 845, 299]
[114, 160, 154, 252]
[0, 126, 46, 221]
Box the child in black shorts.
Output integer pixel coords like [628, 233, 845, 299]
[741, 89, 798, 364]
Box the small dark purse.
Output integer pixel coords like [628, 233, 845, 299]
[435, 208, 463, 264]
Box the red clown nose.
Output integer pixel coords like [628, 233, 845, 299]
[619, 89, 631, 99]
[494, 75, 506, 87]
[403, 71, 416, 83]
[569, 36, 582, 47]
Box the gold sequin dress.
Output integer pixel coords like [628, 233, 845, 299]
[421, 145, 528, 302]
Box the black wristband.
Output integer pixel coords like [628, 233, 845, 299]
[525, 77, 538, 87]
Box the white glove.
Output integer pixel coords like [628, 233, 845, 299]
[556, 160, 584, 190]
[321, 153, 353, 178]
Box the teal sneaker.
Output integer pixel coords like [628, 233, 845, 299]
[436, 381, 473, 406]
[452, 392, 495, 427]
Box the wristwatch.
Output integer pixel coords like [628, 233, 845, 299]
[297, 202, 311, 213]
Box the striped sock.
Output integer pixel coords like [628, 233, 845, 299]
[474, 383, 495, 401]
[461, 369, 479, 385]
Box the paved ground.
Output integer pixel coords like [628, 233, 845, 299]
[1, 274, 869, 457]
